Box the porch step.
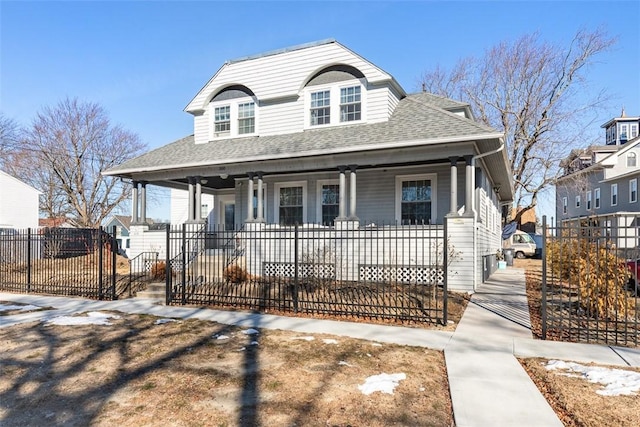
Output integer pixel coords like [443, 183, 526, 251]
[136, 282, 165, 300]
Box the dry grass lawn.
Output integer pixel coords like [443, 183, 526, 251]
[516, 258, 640, 427]
[0, 309, 453, 427]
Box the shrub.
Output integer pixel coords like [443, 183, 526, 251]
[151, 262, 167, 280]
[546, 237, 632, 320]
[224, 264, 248, 284]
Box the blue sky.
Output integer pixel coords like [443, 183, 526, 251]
[1, 1, 639, 221]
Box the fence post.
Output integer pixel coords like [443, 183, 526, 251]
[165, 224, 171, 305]
[541, 215, 548, 340]
[293, 223, 299, 313]
[98, 226, 104, 300]
[181, 223, 187, 305]
[442, 219, 448, 326]
[27, 228, 32, 292]
[111, 226, 117, 300]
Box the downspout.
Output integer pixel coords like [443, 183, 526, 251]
[471, 142, 506, 290]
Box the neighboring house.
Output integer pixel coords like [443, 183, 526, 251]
[0, 170, 40, 229]
[38, 217, 75, 228]
[104, 215, 132, 257]
[556, 111, 640, 248]
[104, 39, 514, 292]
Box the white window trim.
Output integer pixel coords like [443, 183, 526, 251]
[594, 188, 601, 209]
[611, 183, 618, 206]
[575, 195, 581, 208]
[631, 178, 638, 203]
[303, 80, 366, 129]
[209, 96, 258, 140]
[562, 197, 568, 215]
[394, 173, 438, 224]
[586, 191, 592, 210]
[316, 179, 340, 224]
[274, 181, 308, 225]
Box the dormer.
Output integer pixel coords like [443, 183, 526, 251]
[185, 40, 405, 145]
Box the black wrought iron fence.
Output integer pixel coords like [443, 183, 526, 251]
[542, 215, 640, 346]
[0, 227, 120, 300]
[165, 221, 448, 324]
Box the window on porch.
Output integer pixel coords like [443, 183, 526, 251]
[321, 184, 340, 225]
[278, 186, 304, 225]
[395, 174, 436, 225]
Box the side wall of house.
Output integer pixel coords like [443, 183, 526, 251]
[0, 174, 39, 229]
[170, 189, 215, 226]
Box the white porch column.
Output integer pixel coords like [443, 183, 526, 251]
[256, 172, 265, 223]
[337, 166, 347, 220]
[464, 155, 474, 217]
[449, 157, 459, 215]
[348, 165, 358, 220]
[246, 172, 255, 222]
[139, 181, 147, 224]
[195, 176, 202, 222]
[187, 176, 195, 221]
[131, 180, 139, 224]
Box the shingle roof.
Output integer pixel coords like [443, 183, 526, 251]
[105, 92, 500, 176]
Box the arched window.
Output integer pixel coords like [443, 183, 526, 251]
[209, 85, 257, 137]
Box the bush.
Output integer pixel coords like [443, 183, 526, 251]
[224, 264, 248, 284]
[546, 237, 632, 320]
[151, 262, 167, 280]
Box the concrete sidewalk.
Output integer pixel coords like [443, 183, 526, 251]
[2, 268, 640, 426]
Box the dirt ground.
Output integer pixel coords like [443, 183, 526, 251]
[0, 308, 453, 427]
[517, 258, 640, 427]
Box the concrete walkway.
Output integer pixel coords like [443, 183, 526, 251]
[2, 268, 640, 426]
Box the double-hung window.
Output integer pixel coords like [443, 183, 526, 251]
[238, 102, 255, 134]
[628, 152, 637, 167]
[310, 90, 331, 126]
[586, 191, 592, 210]
[321, 184, 340, 226]
[594, 188, 601, 209]
[214, 106, 231, 136]
[562, 197, 568, 214]
[340, 86, 361, 122]
[631, 179, 637, 203]
[278, 186, 304, 226]
[611, 183, 618, 206]
[575, 195, 581, 208]
[396, 174, 436, 225]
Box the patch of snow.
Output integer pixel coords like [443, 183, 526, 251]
[216, 335, 230, 340]
[239, 347, 246, 352]
[358, 373, 406, 395]
[371, 343, 383, 347]
[338, 361, 352, 367]
[154, 318, 178, 325]
[0, 304, 41, 312]
[242, 328, 260, 335]
[46, 311, 120, 326]
[250, 341, 259, 346]
[546, 360, 640, 396]
[419, 387, 426, 392]
[322, 339, 338, 345]
[292, 336, 315, 341]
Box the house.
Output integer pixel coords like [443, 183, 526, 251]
[103, 215, 132, 257]
[0, 170, 40, 230]
[556, 111, 640, 248]
[38, 217, 75, 228]
[103, 39, 513, 292]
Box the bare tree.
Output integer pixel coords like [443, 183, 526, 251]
[419, 29, 616, 223]
[5, 98, 146, 227]
[0, 113, 20, 165]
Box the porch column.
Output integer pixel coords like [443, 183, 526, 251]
[195, 176, 202, 222]
[348, 165, 358, 220]
[464, 155, 474, 216]
[139, 181, 147, 224]
[246, 172, 255, 222]
[449, 157, 459, 215]
[256, 172, 265, 223]
[131, 180, 139, 223]
[187, 176, 195, 221]
[337, 166, 347, 220]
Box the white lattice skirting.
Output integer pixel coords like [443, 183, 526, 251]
[359, 265, 444, 285]
[263, 262, 336, 279]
